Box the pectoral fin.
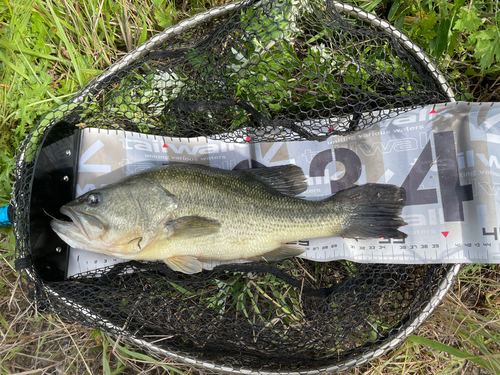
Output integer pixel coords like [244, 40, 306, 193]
[166, 216, 221, 240]
[164, 255, 203, 274]
[249, 244, 306, 262]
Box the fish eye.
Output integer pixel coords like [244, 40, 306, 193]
[87, 193, 102, 206]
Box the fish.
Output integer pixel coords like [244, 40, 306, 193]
[50, 163, 407, 274]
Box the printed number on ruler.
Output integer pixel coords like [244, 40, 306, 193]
[308, 130, 474, 223]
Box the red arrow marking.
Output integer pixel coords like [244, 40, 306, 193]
[442, 231, 449, 238]
[430, 109, 437, 114]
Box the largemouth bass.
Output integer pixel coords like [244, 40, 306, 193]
[51, 163, 407, 274]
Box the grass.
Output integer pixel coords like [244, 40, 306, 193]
[1, 0, 500, 373]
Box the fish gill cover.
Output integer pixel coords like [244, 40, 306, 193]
[12, 0, 461, 372]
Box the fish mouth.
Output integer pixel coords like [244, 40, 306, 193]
[51, 206, 103, 242]
[59, 206, 88, 237]
[50, 208, 88, 250]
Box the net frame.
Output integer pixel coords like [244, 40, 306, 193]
[11, 1, 463, 373]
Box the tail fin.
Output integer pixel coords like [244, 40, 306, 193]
[331, 184, 407, 239]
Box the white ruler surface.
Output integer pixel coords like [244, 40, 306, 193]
[65, 102, 500, 276]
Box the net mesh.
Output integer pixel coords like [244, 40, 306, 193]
[42, 0, 458, 142]
[43, 260, 450, 370]
[12, 0, 462, 372]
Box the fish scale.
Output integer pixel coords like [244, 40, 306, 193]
[51, 163, 407, 274]
[147, 167, 334, 255]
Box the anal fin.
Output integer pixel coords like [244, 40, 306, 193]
[249, 244, 305, 262]
[164, 255, 203, 274]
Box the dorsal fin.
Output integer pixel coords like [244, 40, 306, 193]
[242, 164, 308, 197]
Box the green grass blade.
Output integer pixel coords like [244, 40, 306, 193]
[138, 18, 148, 46]
[0, 41, 62, 62]
[0, 50, 29, 80]
[107, 337, 186, 375]
[43, 1, 83, 86]
[10, 0, 36, 38]
[408, 335, 500, 373]
[102, 335, 112, 375]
